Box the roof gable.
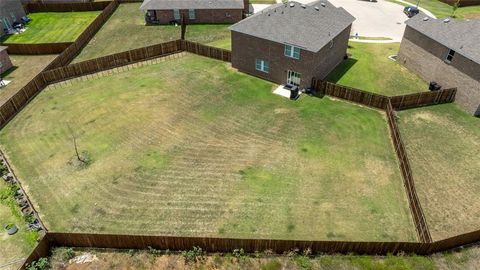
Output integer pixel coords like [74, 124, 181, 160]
[406, 15, 480, 64]
[140, 0, 245, 10]
[229, 1, 355, 52]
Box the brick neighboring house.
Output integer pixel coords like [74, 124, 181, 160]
[140, 0, 248, 24]
[0, 46, 13, 75]
[229, 1, 354, 89]
[398, 15, 480, 116]
[1, 0, 26, 36]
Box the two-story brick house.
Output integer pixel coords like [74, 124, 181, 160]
[1, 0, 26, 36]
[398, 15, 480, 116]
[229, 1, 354, 89]
[140, 0, 249, 24]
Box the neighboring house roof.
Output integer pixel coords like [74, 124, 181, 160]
[140, 0, 245, 10]
[405, 14, 480, 64]
[229, 0, 355, 53]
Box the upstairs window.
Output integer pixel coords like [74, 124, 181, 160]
[255, 59, 269, 73]
[445, 49, 455, 63]
[284, 44, 300, 59]
[188, 9, 195, 20]
[173, 9, 180, 20]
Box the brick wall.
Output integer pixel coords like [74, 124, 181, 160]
[398, 26, 480, 116]
[152, 8, 243, 24]
[231, 25, 351, 89]
[0, 49, 13, 75]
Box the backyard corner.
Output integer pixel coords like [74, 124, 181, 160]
[0, 54, 416, 241]
[73, 3, 231, 62]
[326, 42, 427, 96]
[0, 12, 100, 44]
[398, 103, 480, 241]
[0, 54, 58, 103]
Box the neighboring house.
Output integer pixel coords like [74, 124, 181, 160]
[229, 1, 354, 89]
[140, 0, 249, 24]
[0, 46, 13, 75]
[438, 0, 480, 7]
[0, 0, 26, 36]
[398, 15, 480, 116]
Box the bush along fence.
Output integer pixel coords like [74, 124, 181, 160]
[21, 229, 480, 269]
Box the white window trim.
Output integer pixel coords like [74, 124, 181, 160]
[173, 9, 180, 20]
[445, 49, 455, 63]
[284, 44, 300, 60]
[255, 59, 269, 73]
[188, 9, 195, 20]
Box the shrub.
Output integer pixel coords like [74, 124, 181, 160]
[182, 246, 204, 263]
[0, 164, 8, 176]
[27, 257, 49, 270]
[232, 248, 245, 258]
[147, 246, 161, 255]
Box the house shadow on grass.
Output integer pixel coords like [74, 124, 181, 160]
[325, 57, 358, 84]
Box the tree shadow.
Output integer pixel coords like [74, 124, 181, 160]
[325, 57, 358, 83]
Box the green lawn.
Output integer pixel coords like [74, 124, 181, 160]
[387, 0, 480, 19]
[0, 54, 415, 241]
[49, 244, 480, 270]
[74, 3, 231, 62]
[326, 42, 427, 96]
[0, 54, 57, 104]
[0, 181, 38, 269]
[398, 104, 480, 241]
[1, 12, 100, 44]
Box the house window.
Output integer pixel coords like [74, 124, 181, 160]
[284, 44, 300, 59]
[188, 9, 195, 20]
[445, 49, 455, 63]
[173, 9, 180, 20]
[225, 12, 231, 17]
[255, 59, 269, 73]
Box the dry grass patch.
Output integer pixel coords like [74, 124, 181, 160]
[0, 54, 415, 241]
[398, 104, 480, 240]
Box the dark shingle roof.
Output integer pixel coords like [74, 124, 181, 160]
[140, 0, 244, 10]
[229, 0, 355, 52]
[406, 15, 480, 64]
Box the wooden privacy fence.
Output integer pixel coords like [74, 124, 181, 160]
[2, 42, 72, 55]
[24, 1, 110, 12]
[21, 229, 480, 269]
[181, 40, 232, 62]
[311, 79, 389, 109]
[385, 101, 432, 243]
[42, 40, 183, 83]
[390, 88, 457, 110]
[312, 79, 457, 111]
[42, 40, 231, 84]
